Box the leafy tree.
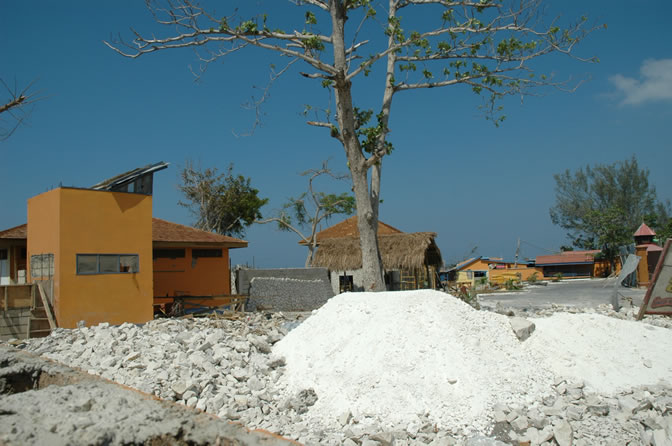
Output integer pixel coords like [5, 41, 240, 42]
[550, 156, 670, 264]
[585, 206, 633, 271]
[258, 160, 355, 267]
[178, 161, 268, 237]
[108, 1, 599, 290]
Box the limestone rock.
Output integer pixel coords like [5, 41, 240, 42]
[509, 317, 535, 341]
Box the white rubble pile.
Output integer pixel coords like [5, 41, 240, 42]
[17, 290, 672, 445]
[25, 314, 310, 438]
[274, 290, 555, 436]
[524, 312, 672, 395]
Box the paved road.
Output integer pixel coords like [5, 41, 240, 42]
[477, 278, 647, 310]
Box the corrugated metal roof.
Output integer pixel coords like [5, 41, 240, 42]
[91, 161, 168, 191]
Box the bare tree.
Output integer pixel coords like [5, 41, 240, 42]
[0, 78, 41, 142]
[107, 0, 599, 290]
[257, 160, 355, 267]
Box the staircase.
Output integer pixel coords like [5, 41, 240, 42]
[27, 283, 56, 338]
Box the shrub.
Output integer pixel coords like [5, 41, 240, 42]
[528, 272, 539, 284]
[552, 272, 563, 282]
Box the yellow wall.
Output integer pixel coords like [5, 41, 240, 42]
[489, 267, 543, 284]
[153, 247, 231, 297]
[636, 246, 651, 286]
[27, 188, 61, 304]
[29, 188, 153, 328]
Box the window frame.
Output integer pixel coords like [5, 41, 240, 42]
[76, 254, 140, 275]
[153, 248, 186, 259]
[192, 248, 223, 259]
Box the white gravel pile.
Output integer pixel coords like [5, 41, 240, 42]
[273, 290, 556, 435]
[16, 290, 672, 445]
[524, 312, 672, 394]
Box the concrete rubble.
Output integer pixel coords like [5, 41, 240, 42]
[1, 295, 671, 445]
[0, 344, 294, 446]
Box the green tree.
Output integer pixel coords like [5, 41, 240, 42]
[585, 206, 632, 271]
[178, 161, 268, 238]
[550, 156, 670, 261]
[258, 160, 355, 267]
[108, 1, 599, 290]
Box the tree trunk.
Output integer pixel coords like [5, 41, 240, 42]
[305, 245, 315, 268]
[331, 1, 386, 291]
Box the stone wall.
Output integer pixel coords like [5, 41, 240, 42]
[239, 268, 334, 312]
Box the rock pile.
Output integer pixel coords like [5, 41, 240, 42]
[13, 290, 672, 445]
[24, 313, 325, 441]
[489, 379, 672, 446]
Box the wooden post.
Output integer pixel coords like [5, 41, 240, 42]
[3, 286, 7, 313]
[37, 283, 57, 330]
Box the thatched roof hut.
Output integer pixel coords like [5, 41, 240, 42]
[311, 232, 442, 271]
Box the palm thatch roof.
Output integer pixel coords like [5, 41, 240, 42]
[300, 216, 403, 245]
[311, 232, 442, 271]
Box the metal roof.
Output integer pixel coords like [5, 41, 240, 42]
[91, 161, 169, 191]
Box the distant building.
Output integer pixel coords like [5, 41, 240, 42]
[534, 250, 610, 278]
[454, 256, 540, 287]
[634, 222, 663, 287]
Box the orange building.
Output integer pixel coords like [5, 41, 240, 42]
[152, 218, 246, 310]
[28, 187, 154, 328]
[455, 256, 541, 287]
[2, 162, 247, 331]
[534, 250, 612, 279]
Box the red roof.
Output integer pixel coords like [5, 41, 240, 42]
[637, 243, 663, 252]
[634, 222, 656, 237]
[0, 224, 27, 240]
[151, 218, 247, 247]
[0, 219, 247, 248]
[302, 216, 403, 245]
[536, 250, 601, 265]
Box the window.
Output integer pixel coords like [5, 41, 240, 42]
[77, 254, 139, 275]
[192, 249, 222, 258]
[153, 249, 185, 259]
[339, 275, 354, 293]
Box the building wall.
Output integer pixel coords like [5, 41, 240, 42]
[27, 189, 61, 306]
[153, 247, 231, 297]
[29, 188, 153, 329]
[541, 264, 593, 278]
[489, 267, 543, 284]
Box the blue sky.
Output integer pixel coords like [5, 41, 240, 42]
[1, 1, 671, 267]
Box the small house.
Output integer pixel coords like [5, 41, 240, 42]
[534, 250, 610, 279]
[308, 217, 443, 293]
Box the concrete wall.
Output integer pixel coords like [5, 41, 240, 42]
[240, 268, 334, 312]
[327, 269, 370, 294]
[1, 308, 31, 340]
[153, 247, 232, 297]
